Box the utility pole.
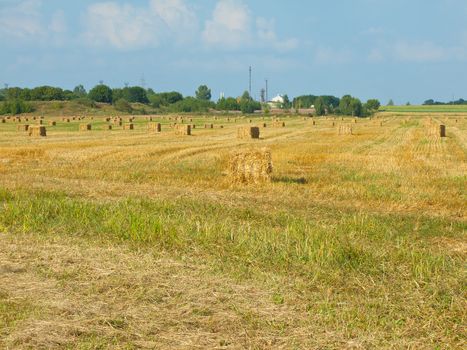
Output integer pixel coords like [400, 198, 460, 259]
[265, 79, 269, 102]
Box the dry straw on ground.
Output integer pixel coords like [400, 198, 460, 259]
[237, 126, 260, 139]
[28, 125, 46, 137]
[227, 148, 273, 184]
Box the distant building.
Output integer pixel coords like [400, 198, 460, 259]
[268, 94, 285, 108]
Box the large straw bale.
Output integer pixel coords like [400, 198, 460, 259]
[227, 148, 273, 184]
[17, 124, 29, 131]
[237, 126, 260, 139]
[79, 124, 92, 131]
[439, 125, 446, 137]
[175, 124, 191, 136]
[338, 125, 353, 135]
[148, 122, 162, 132]
[28, 126, 46, 137]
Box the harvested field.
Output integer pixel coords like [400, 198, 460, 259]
[0, 113, 465, 349]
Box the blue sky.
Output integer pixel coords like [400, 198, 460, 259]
[1, 0, 467, 104]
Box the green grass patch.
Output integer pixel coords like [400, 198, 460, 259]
[380, 105, 467, 113]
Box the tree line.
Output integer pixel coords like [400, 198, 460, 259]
[0, 83, 380, 117]
[423, 98, 467, 105]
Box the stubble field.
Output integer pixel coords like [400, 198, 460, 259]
[0, 113, 465, 349]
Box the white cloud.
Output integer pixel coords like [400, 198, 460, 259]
[83, 2, 159, 49]
[390, 41, 467, 63]
[256, 17, 298, 51]
[0, 0, 44, 39]
[393, 41, 446, 62]
[368, 48, 384, 63]
[202, 0, 298, 51]
[202, 0, 252, 49]
[49, 10, 67, 34]
[149, 0, 197, 41]
[314, 47, 354, 64]
[83, 0, 198, 49]
[0, 0, 69, 46]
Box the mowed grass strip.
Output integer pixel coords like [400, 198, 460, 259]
[0, 188, 465, 348]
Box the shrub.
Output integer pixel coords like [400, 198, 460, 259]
[76, 98, 97, 108]
[0, 99, 34, 115]
[114, 99, 133, 113]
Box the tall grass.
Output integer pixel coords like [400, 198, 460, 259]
[0, 189, 463, 286]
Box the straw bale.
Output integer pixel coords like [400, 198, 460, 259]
[123, 123, 134, 130]
[79, 124, 92, 131]
[175, 124, 191, 136]
[439, 125, 446, 137]
[148, 122, 162, 133]
[17, 124, 29, 131]
[28, 126, 46, 137]
[227, 148, 273, 184]
[338, 125, 353, 135]
[237, 126, 260, 139]
[272, 121, 286, 128]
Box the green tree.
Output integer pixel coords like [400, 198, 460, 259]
[169, 97, 214, 113]
[241, 91, 252, 101]
[240, 100, 261, 114]
[365, 99, 381, 112]
[73, 85, 87, 98]
[217, 97, 240, 111]
[339, 95, 363, 117]
[88, 84, 113, 103]
[282, 94, 292, 109]
[387, 99, 395, 106]
[195, 85, 212, 101]
[314, 97, 326, 116]
[0, 99, 34, 115]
